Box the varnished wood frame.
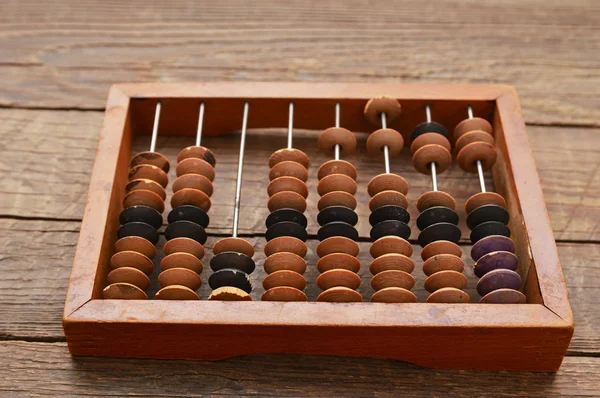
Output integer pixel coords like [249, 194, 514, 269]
[63, 83, 573, 372]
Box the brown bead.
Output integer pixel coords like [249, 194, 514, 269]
[317, 160, 357, 181]
[371, 287, 417, 303]
[269, 161, 308, 182]
[110, 251, 154, 275]
[208, 286, 252, 301]
[264, 236, 307, 258]
[457, 141, 497, 173]
[369, 190, 408, 211]
[317, 286, 363, 302]
[268, 191, 307, 213]
[102, 283, 148, 300]
[410, 133, 451, 155]
[163, 237, 204, 259]
[422, 254, 465, 277]
[370, 236, 413, 258]
[176, 145, 216, 166]
[213, 237, 255, 257]
[128, 164, 168, 188]
[317, 191, 357, 211]
[366, 129, 404, 157]
[126, 178, 166, 200]
[455, 130, 495, 153]
[130, 151, 170, 173]
[176, 157, 215, 181]
[316, 236, 360, 258]
[155, 285, 200, 300]
[453, 117, 493, 140]
[412, 144, 452, 174]
[426, 287, 471, 303]
[267, 176, 308, 198]
[261, 286, 307, 302]
[364, 96, 402, 126]
[268, 148, 310, 168]
[317, 253, 361, 273]
[371, 270, 415, 291]
[480, 288, 526, 304]
[114, 236, 156, 259]
[123, 189, 165, 213]
[172, 174, 214, 196]
[158, 267, 202, 290]
[317, 174, 357, 196]
[317, 269, 361, 290]
[263, 270, 306, 291]
[369, 253, 415, 275]
[424, 270, 467, 293]
[465, 192, 507, 214]
[416, 190, 456, 212]
[318, 127, 357, 156]
[160, 252, 204, 274]
[170, 188, 211, 212]
[263, 252, 306, 274]
[420, 240, 462, 261]
[107, 267, 150, 290]
[367, 173, 408, 196]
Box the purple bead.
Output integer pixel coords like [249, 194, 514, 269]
[471, 235, 516, 261]
[474, 251, 519, 278]
[476, 269, 522, 296]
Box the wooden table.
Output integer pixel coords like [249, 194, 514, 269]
[1, 1, 598, 395]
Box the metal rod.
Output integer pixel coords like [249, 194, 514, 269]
[477, 159, 486, 193]
[335, 102, 340, 128]
[334, 144, 340, 161]
[287, 101, 294, 149]
[195, 102, 205, 147]
[150, 101, 161, 152]
[232, 102, 250, 238]
[467, 105, 474, 120]
[431, 162, 438, 192]
[425, 104, 432, 124]
[380, 112, 390, 173]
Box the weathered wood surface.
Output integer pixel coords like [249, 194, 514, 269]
[0, 0, 599, 126]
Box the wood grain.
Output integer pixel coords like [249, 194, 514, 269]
[0, 0, 599, 125]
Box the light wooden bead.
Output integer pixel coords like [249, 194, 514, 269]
[317, 253, 361, 273]
[422, 254, 465, 277]
[213, 237, 255, 257]
[465, 192, 507, 214]
[110, 251, 154, 275]
[268, 148, 310, 168]
[370, 236, 413, 258]
[424, 270, 468, 293]
[412, 144, 452, 174]
[114, 236, 156, 259]
[371, 270, 415, 291]
[269, 160, 308, 182]
[163, 237, 205, 259]
[263, 270, 306, 291]
[317, 191, 357, 211]
[102, 283, 148, 300]
[123, 189, 165, 213]
[367, 173, 408, 196]
[317, 174, 357, 196]
[128, 164, 168, 188]
[369, 190, 408, 211]
[261, 286, 307, 302]
[172, 174, 214, 196]
[453, 117, 493, 140]
[170, 188, 211, 212]
[126, 178, 166, 200]
[264, 237, 307, 257]
[264, 252, 307, 274]
[455, 130, 495, 153]
[369, 253, 415, 275]
[268, 191, 307, 213]
[410, 132, 451, 155]
[316, 236, 360, 257]
[318, 127, 357, 156]
[317, 160, 357, 181]
[366, 128, 404, 157]
[176, 157, 215, 181]
[317, 269, 361, 290]
[316, 286, 363, 302]
[176, 145, 216, 166]
[130, 151, 170, 173]
[158, 267, 202, 290]
[457, 141, 497, 173]
[420, 240, 462, 261]
[426, 287, 470, 303]
[364, 96, 402, 126]
[107, 267, 150, 290]
[267, 176, 309, 198]
[155, 285, 200, 300]
[416, 190, 456, 212]
[160, 252, 204, 274]
[371, 287, 417, 303]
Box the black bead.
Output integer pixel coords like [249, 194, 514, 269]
[266, 221, 308, 242]
[119, 205, 162, 229]
[210, 251, 256, 274]
[369, 205, 410, 227]
[370, 220, 411, 241]
[168, 205, 209, 228]
[410, 121, 449, 140]
[467, 204, 509, 230]
[208, 268, 252, 293]
[165, 220, 207, 244]
[470, 221, 511, 244]
[117, 221, 159, 245]
[416, 206, 459, 231]
[318, 222, 359, 241]
[418, 222, 461, 247]
[266, 208, 307, 229]
[317, 206, 358, 227]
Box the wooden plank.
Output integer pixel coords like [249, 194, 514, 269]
[0, 340, 598, 396]
[0, 0, 599, 125]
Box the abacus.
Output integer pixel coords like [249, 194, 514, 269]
[63, 82, 573, 372]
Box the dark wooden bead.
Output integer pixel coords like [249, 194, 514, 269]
[210, 252, 256, 274]
[117, 221, 159, 245]
[208, 268, 253, 293]
[317, 206, 358, 227]
[470, 221, 511, 244]
[318, 222, 358, 242]
[168, 205, 209, 228]
[471, 235, 516, 261]
[418, 222, 461, 247]
[165, 220, 207, 244]
[266, 221, 308, 242]
[410, 121, 448, 140]
[119, 205, 162, 229]
[467, 204, 509, 230]
[416, 206, 458, 230]
[369, 205, 410, 226]
[370, 220, 411, 241]
[266, 208, 307, 229]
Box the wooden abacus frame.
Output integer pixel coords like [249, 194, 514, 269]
[63, 82, 573, 372]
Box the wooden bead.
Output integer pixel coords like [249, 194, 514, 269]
[269, 160, 308, 182]
[172, 174, 213, 196]
[317, 160, 357, 181]
[160, 252, 204, 274]
[371, 287, 417, 303]
[364, 96, 401, 125]
[114, 236, 156, 259]
[316, 236, 360, 258]
[158, 267, 202, 290]
[412, 144, 452, 174]
[318, 127, 357, 155]
[107, 267, 150, 290]
[424, 270, 467, 293]
[480, 288, 526, 304]
[176, 157, 215, 181]
[268, 191, 307, 213]
[268, 148, 310, 168]
[455, 130, 495, 153]
[457, 141, 497, 173]
[130, 151, 170, 173]
[170, 188, 211, 212]
[261, 286, 307, 302]
[264, 236, 307, 257]
[102, 283, 148, 300]
[317, 269, 361, 290]
[126, 178, 166, 200]
[366, 129, 404, 157]
[410, 133, 451, 155]
[213, 237, 255, 257]
[317, 191, 357, 211]
[128, 164, 168, 188]
[317, 253, 361, 273]
[426, 287, 470, 303]
[369, 253, 415, 275]
[110, 251, 154, 275]
[317, 286, 363, 302]
[367, 173, 408, 196]
[422, 254, 465, 277]
[370, 236, 413, 258]
[208, 286, 252, 301]
[263, 270, 306, 291]
[264, 252, 306, 274]
[416, 190, 456, 212]
[176, 145, 216, 166]
[155, 285, 200, 300]
[267, 176, 308, 198]
[317, 174, 357, 196]
[371, 270, 415, 291]
[476, 269, 522, 296]
[474, 251, 519, 278]
[465, 192, 506, 214]
[420, 240, 462, 261]
[163, 237, 205, 259]
[123, 189, 165, 213]
[453, 117, 493, 140]
[471, 234, 515, 261]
